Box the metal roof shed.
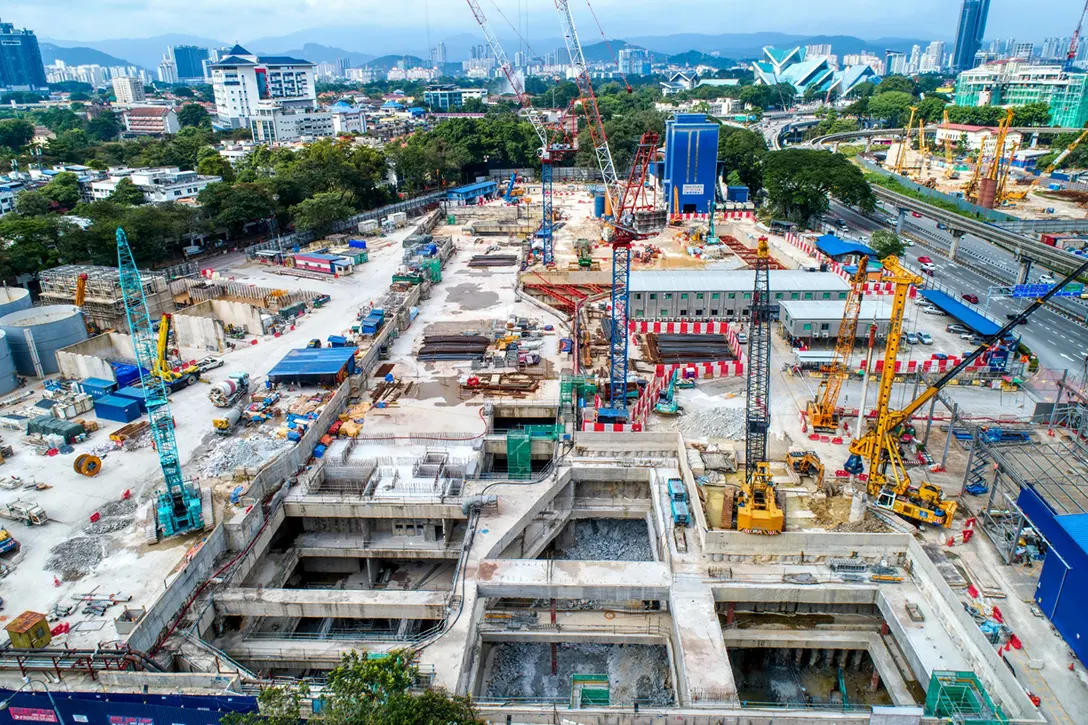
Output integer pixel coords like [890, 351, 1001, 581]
[815, 234, 875, 259]
[267, 347, 357, 385]
[918, 290, 1002, 337]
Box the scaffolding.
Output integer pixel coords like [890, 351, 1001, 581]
[39, 264, 175, 332]
[924, 671, 1008, 724]
[506, 430, 531, 479]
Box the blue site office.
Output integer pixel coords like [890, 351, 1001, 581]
[661, 114, 719, 215]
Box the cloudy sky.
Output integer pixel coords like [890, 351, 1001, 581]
[4, 0, 1080, 43]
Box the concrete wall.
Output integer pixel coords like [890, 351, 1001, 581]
[175, 300, 265, 354]
[56, 331, 135, 381]
[703, 530, 911, 563]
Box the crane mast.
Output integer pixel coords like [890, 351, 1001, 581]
[116, 228, 204, 539]
[808, 258, 868, 432]
[1066, 0, 1088, 72]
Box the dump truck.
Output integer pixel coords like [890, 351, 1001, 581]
[0, 501, 48, 526]
[208, 373, 250, 408]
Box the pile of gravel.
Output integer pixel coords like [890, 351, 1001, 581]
[553, 519, 654, 562]
[46, 537, 105, 580]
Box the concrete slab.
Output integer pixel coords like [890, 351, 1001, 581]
[671, 575, 738, 704]
[475, 559, 671, 600]
[214, 587, 449, 619]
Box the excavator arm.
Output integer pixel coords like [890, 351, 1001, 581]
[75, 273, 87, 307]
[155, 314, 173, 377]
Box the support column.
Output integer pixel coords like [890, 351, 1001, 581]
[1049, 371, 1066, 434]
[941, 402, 959, 469]
[725, 601, 735, 626]
[1017, 258, 1034, 285]
[895, 208, 908, 236]
[923, 393, 939, 445]
[949, 229, 965, 261]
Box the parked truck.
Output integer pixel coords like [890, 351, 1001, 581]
[208, 373, 250, 408]
[0, 500, 48, 526]
[212, 404, 244, 435]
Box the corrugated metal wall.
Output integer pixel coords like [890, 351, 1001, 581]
[0, 689, 257, 725]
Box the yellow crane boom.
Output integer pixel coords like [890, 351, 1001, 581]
[893, 106, 918, 176]
[808, 257, 868, 432]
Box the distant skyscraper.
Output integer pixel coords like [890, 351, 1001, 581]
[157, 57, 178, 84]
[804, 44, 833, 60]
[908, 44, 922, 73]
[1013, 42, 1035, 59]
[952, 0, 991, 71]
[431, 42, 447, 67]
[112, 76, 145, 104]
[169, 45, 209, 83]
[618, 48, 651, 76]
[884, 50, 907, 75]
[0, 18, 47, 91]
[922, 41, 946, 72]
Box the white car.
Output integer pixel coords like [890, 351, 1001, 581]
[921, 307, 946, 315]
[1040, 273, 1056, 284]
[735, 331, 748, 344]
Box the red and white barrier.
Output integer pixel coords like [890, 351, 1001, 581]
[656, 360, 746, 379]
[629, 320, 733, 335]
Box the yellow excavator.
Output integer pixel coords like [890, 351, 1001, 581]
[151, 314, 201, 392]
[807, 257, 867, 432]
[845, 255, 1088, 527]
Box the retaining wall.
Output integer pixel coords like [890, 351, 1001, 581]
[56, 331, 135, 381]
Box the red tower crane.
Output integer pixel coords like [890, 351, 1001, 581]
[1066, 0, 1088, 72]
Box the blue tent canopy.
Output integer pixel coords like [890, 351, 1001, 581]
[919, 290, 1002, 337]
[268, 347, 357, 384]
[816, 234, 875, 259]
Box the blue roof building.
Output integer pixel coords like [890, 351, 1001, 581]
[448, 180, 498, 205]
[753, 46, 880, 97]
[268, 347, 357, 385]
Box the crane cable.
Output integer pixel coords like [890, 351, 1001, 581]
[583, 0, 632, 92]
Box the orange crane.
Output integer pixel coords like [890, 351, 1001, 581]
[807, 258, 868, 432]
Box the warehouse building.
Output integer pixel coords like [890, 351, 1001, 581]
[629, 270, 850, 320]
[779, 299, 894, 346]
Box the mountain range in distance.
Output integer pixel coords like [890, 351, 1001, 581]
[40, 29, 942, 73]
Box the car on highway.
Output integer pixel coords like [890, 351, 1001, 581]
[962, 293, 979, 304]
[1040, 273, 1056, 284]
[911, 212, 923, 218]
[947, 324, 970, 334]
[1005, 313, 1029, 325]
[918, 256, 933, 264]
[932, 352, 949, 361]
[917, 332, 933, 344]
[936, 222, 948, 230]
[921, 306, 945, 314]
[920, 262, 935, 274]
[904, 332, 920, 344]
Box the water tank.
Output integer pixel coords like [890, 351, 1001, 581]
[0, 331, 17, 395]
[594, 195, 606, 218]
[0, 288, 31, 319]
[0, 305, 88, 377]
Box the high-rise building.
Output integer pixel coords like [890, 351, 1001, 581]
[908, 45, 922, 74]
[0, 19, 48, 91]
[921, 41, 946, 72]
[1013, 42, 1035, 59]
[804, 44, 833, 60]
[157, 57, 178, 84]
[955, 62, 1088, 128]
[617, 48, 651, 76]
[884, 50, 907, 75]
[209, 44, 317, 129]
[431, 43, 447, 67]
[952, 0, 991, 71]
[112, 76, 146, 104]
[169, 45, 210, 83]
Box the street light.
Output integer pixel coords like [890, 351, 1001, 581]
[0, 678, 67, 725]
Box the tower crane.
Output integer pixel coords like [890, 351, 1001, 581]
[117, 228, 205, 539]
[737, 238, 783, 534]
[1066, 0, 1088, 72]
[552, 0, 659, 423]
[464, 0, 573, 266]
[807, 258, 867, 432]
[846, 254, 1088, 527]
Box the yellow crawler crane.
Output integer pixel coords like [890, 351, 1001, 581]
[807, 257, 868, 432]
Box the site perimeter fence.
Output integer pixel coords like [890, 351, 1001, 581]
[244, 190, 447, 259]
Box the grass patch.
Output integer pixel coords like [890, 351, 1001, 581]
[864, 172, 992, 222]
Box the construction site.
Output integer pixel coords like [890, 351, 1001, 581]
[0, 9, 1086, 725]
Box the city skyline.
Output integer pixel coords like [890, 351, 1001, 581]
[6, 0, 1083, 47]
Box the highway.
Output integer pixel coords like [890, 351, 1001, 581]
[828, 200, 1088, 373]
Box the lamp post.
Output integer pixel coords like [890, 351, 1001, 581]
[0, 678, 67, 725]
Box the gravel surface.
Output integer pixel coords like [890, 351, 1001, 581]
[196, 434, 290, 478]
[661, 406, 746, 439]
[46, 537, 105, 580]
[553, 519, 654, 562]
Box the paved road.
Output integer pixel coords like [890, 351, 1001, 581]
[827, 200, 1088, 373]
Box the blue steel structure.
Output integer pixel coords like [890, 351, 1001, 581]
[541, 163, 555, 265]
[116, 228, 203, 538]
[663, 114, 719, 216]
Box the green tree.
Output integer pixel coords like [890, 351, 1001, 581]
[915, 96, 947, 123]
[1013, 102, 1051, 127]
[869, 229, 907, 259]
[0, 119, 34, 149]
[41, 171, 82, 209]
[109, 177, 147, 206]
[290, 191, 354, 236]
[197, 182, 277, 239]
[15, 191, 52, 217]
[718, 126, 767, 196]
[197, 153, 236, 182]
[875, 75, 916, 96]
[866, 91, 915, 126]
[847, 81, 877, 99]
[86, 112, 121, 142]
[177, 103, 211, 128]
[762, 148, 875, 225]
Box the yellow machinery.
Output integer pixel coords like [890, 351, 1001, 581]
[736, 462, 784, 534]
[787, 451, 825, 491]
[967, 108, 1015, 203]
[807, 258, 868, 432]
[962, 142, 987, 201]
[942, 110, 957, 178]
[996, 140, 1021, 205]
[844, 256, 957, 527]
[152, 314, 200, 391]
[74, 272, 97, 336]
[892, 106, 919, 176]
[1007, 127, 1088, 202]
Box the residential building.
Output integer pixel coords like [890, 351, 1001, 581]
[804, 44, 832, 60]
[659, 71, 698, 95]
[112, 76, 146, 104]
[0, 182, 19, 216]
[935, 123, 1024, 155]
[346, 67, 378, 83]
[90, 167, 221, 204]
[250, 104, 333, 143]
[0, 19, 47, 91]
[1013, 42, 1035, 60]
[841, 52, 884, 76]
[157, 57, 178, 84]
[329, 101, 367, 135]
[431, 43, 447, 66]
[884, 51, 908, 75]
[955, 62, 1088, 128]
[908, 45, 922, 74]
[754, 46, 879, 96]
[629, 270, 849, 320]
[217, 141, 258, 166]
[1042, 37, 1072, 61]
[47, 62, 149, 88]
[169, 45, 209, 83]
[461, 57, 496, 76]
[423, 85, 486, 110]
[618, 48, 652, 76]
[209, 45, 317, 129]
[921, 41, 946, 73]
[952, 0, 991, 71]
[121, 106, 180, 136]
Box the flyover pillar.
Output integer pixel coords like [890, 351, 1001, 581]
[1017, 258, 1034, 285]
[949, 229, 965, 261]
[895, 209, 907, 236]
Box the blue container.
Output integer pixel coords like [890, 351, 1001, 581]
[327, 335, 347, 347]
[1052, 171, 1071, 181]
[79, 378, 116, 399]
[348, 239, 368, 250]
[114, 385, 151, 413]
[594, 195, 605, 218]
[313, 444, 327, 458]
[94, 394, 141, 423]
[110, 363, 148, 388]
[727, 185, 750, 203]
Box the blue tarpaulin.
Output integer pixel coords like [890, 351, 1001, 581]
[919, 290, 1002, 337]
[816, 234, 875, 259]
[267, 347, 357, 384]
